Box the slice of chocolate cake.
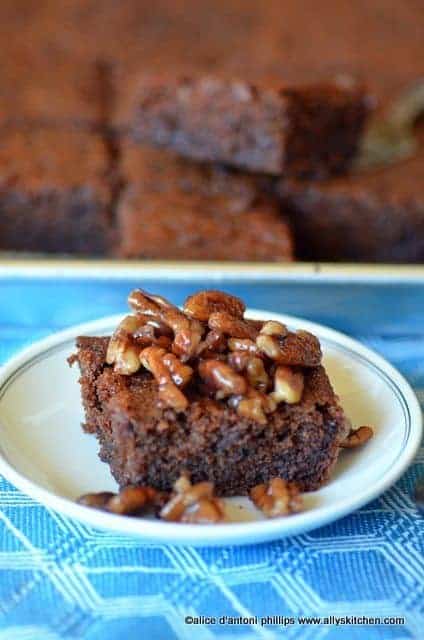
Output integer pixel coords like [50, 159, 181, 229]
[279, 130, 424, 262]
[129, 76, 371, 178]
[0, 126, 113, 254]
[71, 289, 350, 496]
[115, 142, 294, 261]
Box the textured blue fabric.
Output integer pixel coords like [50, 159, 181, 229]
[0, 275, 422, 640]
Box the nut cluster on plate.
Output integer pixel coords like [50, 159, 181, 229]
[78, 475, 226, 524]
[250, 477, 303, 517]
[78, 485, 167, 516]
[160, 475, 225, 524]
[105, 289, 322, 424]
[78, 474, 303, 523]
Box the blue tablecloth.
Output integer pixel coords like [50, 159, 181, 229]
[0, 275, 422, 640]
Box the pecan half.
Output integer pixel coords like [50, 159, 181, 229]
[106, 315, 148, 375]
[162, 352, 193, 387]
[198, 359, 247, 398]
[227, 337, 259, 354]
[236, 388, 276, 425]
[257, 328, 322, 366]
[184, 290, 245, 321]
[227, 350, 250, 372]
[208, 311, 258, 340]
[271, 366, 304, 404]
[128, 289, 203, 361]
[128, 289, 175, 313]
[255, 321, 288, 360]
[246, 357, 269, 391]
[259, 320, 288, 337]
[167, 310, 203, 362]
[132, 320, 173, 350]
[237, 395, 267, 425]
[250, 478, 303, 517]
[228, 352, 269, 391]
[196, 329, 227, 357]
[340, 426, 374, 448]
[107, 486, 161, 515]
[140, 345, 190, 411]
[78, 485, 167, 516]
[160, 475, 225, 523]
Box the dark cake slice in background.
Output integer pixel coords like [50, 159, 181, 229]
[0, 126, 113, 254]
[72, 290, 350, 496]
[114, 142, 294, 261]
[279, 130, 424, 263]
[129, 76, 371, 178]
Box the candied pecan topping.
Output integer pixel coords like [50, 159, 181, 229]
[250, 478, 303, 517]
[129, 289, 203, 361]
[340, 425, 374, 448]
[139, 345, 171, 381]
[228, 352, 269, 391]
[208, 311, 258, 339]
[260, 320, 288, 337]
[104, 288, 323, 422]
[136, 317, 174, 339]
[162, 352, 193, 387]
[160, 475, 225, 523]
[227, 350, 250, 371]
[228, 337, 259, 354]
[237, 394, 267, 425]
[245, 357, 269, 390]
[198, 359, 247, 398]
[184, 290, 245, 321]
[257, 327, 322, 366]
[133, 322, 173, 350]
[127, 289, 165, 315]
[78, 485, 167, 516]
[236, 388, 276, 424]
[196, 329, 227, 356]
[271, 366, 304, 404]
[140, 345, 191, 411]
[106, 315, 148, 375]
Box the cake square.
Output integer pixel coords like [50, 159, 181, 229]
[279, 131, 424, 262]
[128, 76, 371, 178]
[0, 126, 113, 254]
[114, 142, 294, 261]
[72, 290, 350, 496]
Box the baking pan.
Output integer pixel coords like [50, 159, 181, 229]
[0, 258, 422, 337]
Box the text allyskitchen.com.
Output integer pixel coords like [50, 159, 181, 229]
[184, 614, 406, 627]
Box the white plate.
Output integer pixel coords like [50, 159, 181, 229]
[0, 311, 421, 546]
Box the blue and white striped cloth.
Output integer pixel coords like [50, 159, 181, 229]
[0, 275, 422, 640]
